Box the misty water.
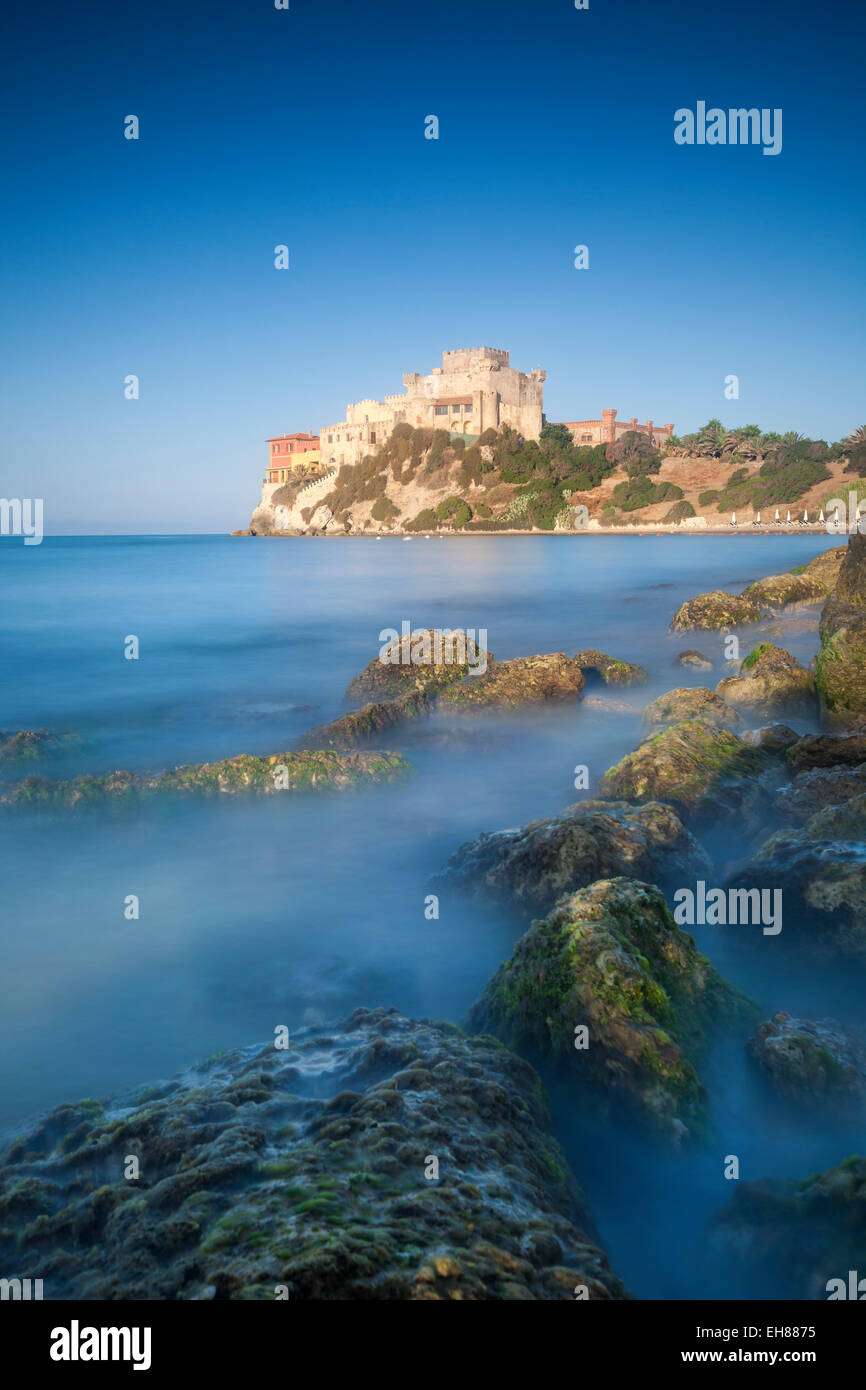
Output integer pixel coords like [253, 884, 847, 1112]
[0, 531, 859, 1299]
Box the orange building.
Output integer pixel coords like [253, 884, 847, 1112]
[266, 432, 321, 484]
[562, 409, 675, 449]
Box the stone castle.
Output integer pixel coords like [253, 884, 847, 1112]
[319, 347, 546, 469]
[262, 346, 675, 477]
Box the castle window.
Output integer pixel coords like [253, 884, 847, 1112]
[464, 404, 472, 414]
[452, 404, 460, 413]
[435, 406, 448, 416]
[370, 431, 376, 444]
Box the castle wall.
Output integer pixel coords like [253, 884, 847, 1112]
[320, 347, 545, 468]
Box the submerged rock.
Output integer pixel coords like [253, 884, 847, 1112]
[712, 1155, 866, 1300]
[0, 1008, 627, 1301]
[641, 687, 744, 736]
[0, 749, 412, 813]
[746, 1012, 866, 1107]
[438, 800, 710, 911]
[346, 630, 493, 702]
[572, 650, 648, 686]
[469, 878, 756, 1143]
[674, 649, 713, 670]
[817, 535, 866, 723]
[0, 730, 64, 762]
[303, 693, 432, 751]
[741, 723, 800, 755]
[599, 719, 779, 828]
[670, 590, 762, 632]
[715, 643, 817, 722]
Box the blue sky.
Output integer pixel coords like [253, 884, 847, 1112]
[1, 0, 864, 532]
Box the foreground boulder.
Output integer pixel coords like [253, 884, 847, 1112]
[715, 643, 816, 722]
[817, 535, 866, 723]
[599, 720, 779, 829]
[470, 878, 756, 1143]
[740, 548, 846, 610]
[670, 591, 761, 632]
[572, 650, 647, 685]
[641, 687, 743, 736]
[0, 749, 412, 813]
[0, 1008, 627, 1301]
[746, 1012, 866, 1107]
[712, 1156, 866, 1300]
[438, 800, 710, 911]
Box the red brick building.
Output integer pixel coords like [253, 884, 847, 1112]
[562, 409, 675, 449]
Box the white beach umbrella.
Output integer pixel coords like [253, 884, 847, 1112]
[819, 508, 825, 523]
[731, 512, 737, 526]
[775, 509, 780, 523]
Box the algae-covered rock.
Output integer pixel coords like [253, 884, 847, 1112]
[0, 730, 64, 762]
[572, 650, 647, 685]
[599, 720, 779, 828]
[346, 629, 493, 702]
[740, 548, 846, 611]
[641, 687, 744, 736]
[0, 1008, 627, 1301]
[0, 749, 412, 813]
[715, 643, 817, 722]
[437, 653, 586, 710]
[712, 1155, 866, 1300]
[670, 590, 762, 632]
[438, 800, 710, 911]
[303, 692, 432, 751]
[469, 878, 756, 1143]
[817, 535, 866, 723]
[746, 1012, 866, 1107]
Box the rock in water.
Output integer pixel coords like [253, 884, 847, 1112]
[674, 649, 713, 670]
[346, 629, 493, 702]
[0, 1008, 627, 1301]
[641, 687, 744, 736]
[740, 548, 846, 610]
[670, 590, 762, 632]
[817, 534, 866, 722]
[599, 719, 780, 829]
[470, 878, 756, 1143]
[746, 1011, 866, 1107]
[438, 800, 710, 910]
[713, 1156, 866, 1300]
[715, 643, 817, 722]
[573, 649, 648, 685]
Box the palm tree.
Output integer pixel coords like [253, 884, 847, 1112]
[845, 426, 866, 452]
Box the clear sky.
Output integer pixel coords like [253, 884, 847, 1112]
[1, 0, 864, 533]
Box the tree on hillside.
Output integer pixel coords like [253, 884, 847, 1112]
[539, 422, 574, 453]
